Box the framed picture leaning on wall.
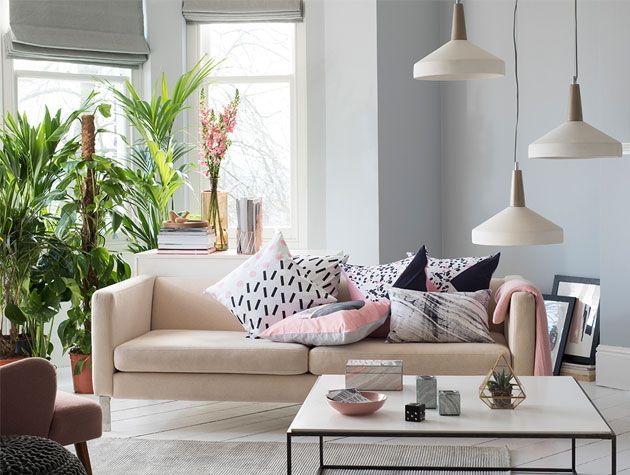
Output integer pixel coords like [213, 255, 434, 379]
[552, 275, 601, 366]
[543, 294, 576, 375]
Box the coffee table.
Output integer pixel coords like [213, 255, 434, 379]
[287, 375, 616, 474]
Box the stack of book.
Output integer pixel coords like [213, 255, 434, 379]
[157, 227, 216, 255]
[560, 362, 596, 382]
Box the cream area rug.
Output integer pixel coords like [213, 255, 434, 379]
[88, 438, 510, 474]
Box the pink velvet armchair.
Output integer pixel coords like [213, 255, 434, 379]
[0, 358, 102, 474]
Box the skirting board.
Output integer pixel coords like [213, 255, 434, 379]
[596, 345, 630, 390]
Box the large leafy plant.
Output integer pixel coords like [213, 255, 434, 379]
[55, 109, 131, 363]
[0, 107, 85, 358]
[110, 58, 219, 252]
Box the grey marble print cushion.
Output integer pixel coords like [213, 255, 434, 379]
[387, 288, 494, 344]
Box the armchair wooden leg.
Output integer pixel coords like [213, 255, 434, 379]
[74, 441, 93, 475]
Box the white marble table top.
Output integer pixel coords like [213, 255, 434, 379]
[288, 375, 612, 437]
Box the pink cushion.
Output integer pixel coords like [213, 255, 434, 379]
[48, 391, 102, 446]
[259, 299, 390, 346]
[343, 270, 390, 338]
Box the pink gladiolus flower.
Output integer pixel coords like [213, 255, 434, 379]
[198, 88, 240, 179]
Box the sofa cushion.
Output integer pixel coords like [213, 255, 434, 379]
[342, 255, 415, 301]
[114, 330, 309, 375]
[259, 300, 390, 346]
[387, 288, 494, 344]
[309, 332, 510, 376]
[205, 232, 336, 338]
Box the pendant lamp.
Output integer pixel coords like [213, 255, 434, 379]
[472, 0, 563, 246]
[413, 0, 505, 81]
[528, 0, 621, 159]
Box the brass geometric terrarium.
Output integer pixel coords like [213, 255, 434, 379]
[479, 354, 526, 410]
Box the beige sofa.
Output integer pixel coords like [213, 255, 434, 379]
[92, 275, 536, 429]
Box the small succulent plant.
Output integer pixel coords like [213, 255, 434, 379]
[487, 369, 514, 391]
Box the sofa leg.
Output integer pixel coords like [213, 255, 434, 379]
[74, 441, 93, 475]
[99, 396, 111, 432]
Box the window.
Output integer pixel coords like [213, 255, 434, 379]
[13, 60, 132, 161]
[188, 22, 306, 247]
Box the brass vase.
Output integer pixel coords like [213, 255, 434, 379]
[202, 184, 228, 251]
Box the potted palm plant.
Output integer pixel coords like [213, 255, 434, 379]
[110, 58, 219, 252]
[0, 107, 83, 361]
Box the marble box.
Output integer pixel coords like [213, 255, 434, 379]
[345, 359, 403, 391]
[416, 376, 437, 409]
[438, 390, 461, 416]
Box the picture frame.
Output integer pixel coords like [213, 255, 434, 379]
[552, 275, 600, 366]
[542, 294, 576, 375]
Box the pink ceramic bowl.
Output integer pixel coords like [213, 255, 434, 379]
[326, 391, 387, 416]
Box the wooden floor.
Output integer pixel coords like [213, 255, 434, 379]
[58, 369, 629, 474]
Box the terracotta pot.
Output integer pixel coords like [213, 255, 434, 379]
[70, 353, 94, 394]
[0, 356, 26, 367]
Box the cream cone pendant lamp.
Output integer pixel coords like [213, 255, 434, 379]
[472, 163, 563, 245]
[528, 0, 621, 159]
[413, 0, 504, 81]
[472, 0, 563, 246]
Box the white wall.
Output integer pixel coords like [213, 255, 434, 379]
[320, 0, 381, 265]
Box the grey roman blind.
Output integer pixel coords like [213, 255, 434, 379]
[182, 0, 304, 23]
[4, 0, 150, 67]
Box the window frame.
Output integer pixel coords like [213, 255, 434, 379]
[185, 21, 308, 249]
[3, 57, 141, 253]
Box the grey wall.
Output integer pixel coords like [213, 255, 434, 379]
[377, 0, 443, 263]
[591, 1, 630, 348]
[439, 0, 630, 347]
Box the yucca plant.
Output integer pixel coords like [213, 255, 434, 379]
[109, 58, 219, 252]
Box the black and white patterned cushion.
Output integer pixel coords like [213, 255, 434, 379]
[206, 233, 336, 338]
[387, 288, 494, 343]
[425, 253, 500, 293]
[342, 256, 414, 301]
[293, 254, 348, 297]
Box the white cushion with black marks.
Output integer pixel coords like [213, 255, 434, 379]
[293, 254, 348, 297]
[341, 256, 414, 301]
[387, 288, 494, 343]
[205, 232, 336, 338]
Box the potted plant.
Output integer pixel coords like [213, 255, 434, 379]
[486, 369, 515, 409]
[110, 58, 218, 253]
[56, 107, 131, 393]
[0, 106, 83, 362]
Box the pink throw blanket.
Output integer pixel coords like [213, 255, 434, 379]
[493, 279, 552, 376]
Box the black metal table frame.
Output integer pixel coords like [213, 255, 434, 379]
[286, 383, 616, 474]
[286, 431, 616, 474]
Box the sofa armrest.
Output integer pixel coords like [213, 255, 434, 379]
[92, 275, 156, 396]
[504, 291, 536, 376]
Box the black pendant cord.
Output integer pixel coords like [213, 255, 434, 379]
[573, 0, 579, 84]
[513, 0, 519, 166]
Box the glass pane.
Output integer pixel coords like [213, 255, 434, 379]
[14, 59, 131, 78]
[16, 77, 128, 161]
[201, 23, 294, 77]
[201, 82, 291, 228]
